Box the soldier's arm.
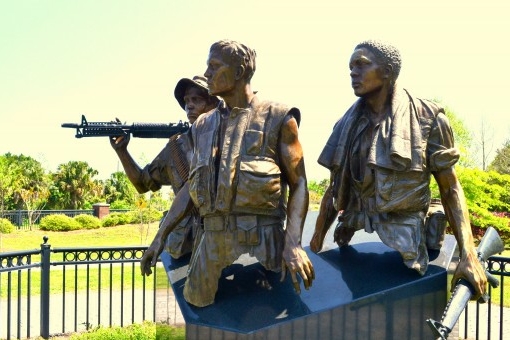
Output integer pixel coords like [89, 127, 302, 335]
[433, 167, 487, 299]
[278, 114, 315, 293]
[310, 183, 338, 252]
[140, 182, 194, 276]
[109, 134, 149, 193]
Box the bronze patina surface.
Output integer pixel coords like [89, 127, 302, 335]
[310, 40, 487, 300]
[141, 40, 314, 307]
[113, 75, 218, 259]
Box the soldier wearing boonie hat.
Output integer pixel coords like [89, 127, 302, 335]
[174, 75, 218, 111]
[110, 75, 218, 259]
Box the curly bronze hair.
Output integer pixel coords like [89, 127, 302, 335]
[355, 40, 402, 80]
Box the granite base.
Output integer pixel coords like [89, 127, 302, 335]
[161, 223, 456, 340]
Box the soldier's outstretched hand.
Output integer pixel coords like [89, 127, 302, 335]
[140, 237, 164, 276]
[281, 245, 315, 294]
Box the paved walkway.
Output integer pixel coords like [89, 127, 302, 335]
[455, 301, 510, 340]
[155, 286, 185, 326]
[0, 286, 184, 339]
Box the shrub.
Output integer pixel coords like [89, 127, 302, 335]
[109, 199, 134, 210]
[70, 321, 157, 340]
[156, 322, 186, 340]
[101, 212, 134, 227]
[74, 214, 101, 230]
[101, 213, 121, 228]
[39, 214, 81, 232]
[101, 210, 162, 228]
[117, 212, 135, 225]
[128, 208, 163, 224]
[0, 218, 15, 234]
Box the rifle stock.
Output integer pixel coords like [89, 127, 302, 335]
[62, 115, 189, 139]
[426, 226, 505, 339]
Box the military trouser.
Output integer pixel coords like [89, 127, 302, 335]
[183, 214, 284, 307]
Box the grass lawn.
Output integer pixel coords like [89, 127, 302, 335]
[0, 222, 160, 252]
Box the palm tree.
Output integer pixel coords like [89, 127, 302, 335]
[52, 161, 100, 209]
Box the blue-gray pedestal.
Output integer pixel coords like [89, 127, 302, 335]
[161, 225, 456, 340]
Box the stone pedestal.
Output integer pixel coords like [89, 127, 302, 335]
[160, 213, 456, 340]
[92, 203, 110, 219]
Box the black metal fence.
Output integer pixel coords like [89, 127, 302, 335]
[456, 255, 510, 340]
[0, 238, 163, 340]
[1, 209, 129, 229]
[1, 238, 509, 340]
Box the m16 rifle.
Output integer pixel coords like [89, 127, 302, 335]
[426, 226, 505, 339]
[62, 115, 189, 139]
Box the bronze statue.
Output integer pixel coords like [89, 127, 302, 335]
[310, 40, 487, 299]
[111, 76, 218, 259]
[140, 39, 315, 307]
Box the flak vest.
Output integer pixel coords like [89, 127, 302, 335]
[189, 100, 299, 219]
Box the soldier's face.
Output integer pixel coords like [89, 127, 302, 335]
[204, 50, 236, 96]
[184, 86, 208, 124]
[349, 48, 386, 98]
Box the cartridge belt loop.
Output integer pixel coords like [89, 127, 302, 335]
[203, 215, 228, 231]
[256, 215, 283, 226]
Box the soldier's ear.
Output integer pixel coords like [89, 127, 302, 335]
[235, 65, 245, 80]
[382, 64, 393, 80]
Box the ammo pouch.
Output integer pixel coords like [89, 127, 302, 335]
[425, 200, 447, 250]
[236, 215, 259, 246]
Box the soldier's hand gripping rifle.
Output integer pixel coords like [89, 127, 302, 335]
[62, 115, 189, 139]
[426, 226, 505, 339]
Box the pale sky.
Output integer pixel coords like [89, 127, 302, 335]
[1, 1, 509, 181]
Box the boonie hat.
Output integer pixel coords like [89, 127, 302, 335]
[174, 76, 210, 110]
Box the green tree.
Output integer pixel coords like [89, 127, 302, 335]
[14, 154, 50, 227]
[103, 171, 138, 208]
[439, 102, 476, 168]
[474, 119, 494, 171]
[308, 179, 329, 197]
[50, 161, 101, 209]
[0, 153, 50, 222]
[488, 139, 510, 175]
[147, 190, 170, 212]
[485, 170, 510, 211]
[0, 155, 16, 213]
[455, 167, 510, 234]
[19, 186, 50, 228]
[87, 178, 105, 208]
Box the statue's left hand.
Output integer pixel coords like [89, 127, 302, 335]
[310, 231, 325, 253]
[281, 246, 315, 294]
[140, 238, 164, 276]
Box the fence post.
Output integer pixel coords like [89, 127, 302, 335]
[40, 236, 51, 339]
[93, 203, 110, 219]
[16, 210, 22, 226]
